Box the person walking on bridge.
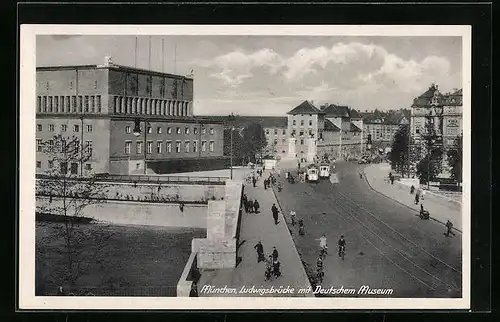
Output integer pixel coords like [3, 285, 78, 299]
[254, 241, 265, 263]
[271, 203, 280, 225]
[445, 220, 456, 237]
[253, 199, 260, 214]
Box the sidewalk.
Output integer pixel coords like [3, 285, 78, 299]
[197, 169, 312, 297]
[363, 163, 463, 233]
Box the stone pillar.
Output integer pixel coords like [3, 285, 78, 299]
[287, 137, 297, 158]
[306, 138, 317, 163]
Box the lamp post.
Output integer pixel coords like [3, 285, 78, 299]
[133, 119, 150, 175]
[427, 138, 436, 190]
[230, 127, 234, 180]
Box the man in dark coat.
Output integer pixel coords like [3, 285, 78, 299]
[254, 241, 265, 263]
[248, 200, 254, 213]
[253, 199, 260, 213]
[271, 203, 279, 225]
[272, 246, 279, 261]
[252, 176, 257, 188]
[445, 220, 456, 237]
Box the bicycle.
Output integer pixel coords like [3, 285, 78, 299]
[339, 245, 345, 260]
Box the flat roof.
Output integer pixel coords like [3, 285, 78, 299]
[36, 64, 193, 80]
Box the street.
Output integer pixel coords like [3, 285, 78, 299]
[274, 161, 462, 298]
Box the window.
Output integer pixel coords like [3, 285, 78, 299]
[37, 124, 42, 132]
[125, 126, 131, 134]
[85, 163, 92, 171]
[87, 125, 92, 133]
[202, 128, 207, 134]
[266, 129, 270, 135]
[157, 127, 162, 134]
[84, 96, 89, 112]
[201, 140, 207, 152]
[136, 141, 143, 154]
[184, 141, 190, 153]
[282, 129, 286, 135]
[185, 127, 190, 134]
[42, 97, 47, 112]
[299, 130, 304, 137]
[66, 96, 70, 112]
[274, 139, 278, 145]
[274, 129, 278, 135]
[167, 127, 172, 134]
[48, 160, 53, 169]
[69, 81, 73, 89]
[36, 139, 42, 152]
[156, 141, 163, 153]
[147, 126, 152, 134]
[176, 127, 181, 134]
[36, 161, 41, 168]
[210, 128, 215, 135]
[209, 141, 215, 152]
[96, 95, 101, 113]
[78, 96, 83, 112]
[37, 97, 42, 112]
[175, 141, 181, 153]
[166, 141, 172, 153]
[86, 140, 92, 155]
[72, 96, 77, 112]
[147, 141, 153, 154]
[146, 76, 152, 95]
[73, 124, 79, 132]
[61, 124, 67, 132]
[293, 120, 296, 126]
[125, 141, 131, 154]
[70, 163, 78, 175]
[54, 96, 59, 112]
[300, 139, 304, 145]
[48, 140, 54, 152]
[300, 120, 304, 126]
[309, 120, 313, 126]
[194, 127, 198, 135]
[193, 141, 198, 153]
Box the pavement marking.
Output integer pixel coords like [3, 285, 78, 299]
[336, 189, 462, 274]
[329, 194, 461, 292]
[360, 233, 435, 290]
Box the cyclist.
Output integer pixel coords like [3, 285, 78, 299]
[338, 235, 346, 258]
[317, 234, 328, 255]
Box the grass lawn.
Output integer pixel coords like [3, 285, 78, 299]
[36, 221, 205, 296]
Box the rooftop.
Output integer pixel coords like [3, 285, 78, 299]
[323, 119, 341, 132]
[287, 100, 324, 115]
[36, 63, 193, 80]
[203, 115, 288, 128]
[322, 104, 350, 118]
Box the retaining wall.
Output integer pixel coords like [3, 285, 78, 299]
[37, 197, 208, 229]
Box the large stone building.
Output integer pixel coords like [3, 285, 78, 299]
[362, 110, 410, 143]
[410, 84, 463, 150]
[36, 58, 225, 176]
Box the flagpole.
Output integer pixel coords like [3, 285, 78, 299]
[148, 36, 151, 71]
[134, 36, 138, 68]
[162, 38, 165, 72]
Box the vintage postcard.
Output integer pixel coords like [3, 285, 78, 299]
[19, 25, 471, 310]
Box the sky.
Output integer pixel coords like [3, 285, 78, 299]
[37, 35, 463, 116]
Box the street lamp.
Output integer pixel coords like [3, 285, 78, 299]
[230, 127, 234, 180]
[133, 118, 151, 175]
[427, 138, 436, 190]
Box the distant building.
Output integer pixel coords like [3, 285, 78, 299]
[362, 110, 410, 143]
[410, 84, 463, 150]
[36, 58, 225, 175]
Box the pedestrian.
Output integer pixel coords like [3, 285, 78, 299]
[242, 193, 248, 207]
[264, 178, 268, 190]
[248, 200, 254, 213]
[271, 203, 279, 225]
[415, 189, 420, 204]
[272, 246, 279, 261]
[179, 202, 184, 213]
[410, 185, 415, 194]
[254, 241, 265, 263]
[290, 209, 297, 226]
[253, 199, 260, 213]
[421, 189, 426, 200]
[272, 258, 281, 278]
[445, 220, 456, 237]
[252, 176, 257, 188]
[390, 174, 394, 185]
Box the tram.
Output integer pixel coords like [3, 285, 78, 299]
[306, 164, 319, 183]
[319, 164, 331, 179]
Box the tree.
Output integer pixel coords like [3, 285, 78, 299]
[241, 122, 267, 163]
[36, 134, 113, 292]
[416, 118, 444, 184]
[223, 128, 244, 164]
[389, 124, 410, 176]
[447, 134, 463, 182]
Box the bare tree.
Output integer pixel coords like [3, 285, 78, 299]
[36, 134, 113, 293]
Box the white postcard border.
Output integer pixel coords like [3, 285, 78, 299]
[19, 24, 471, 310]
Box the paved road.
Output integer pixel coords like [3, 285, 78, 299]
[274, 161, 462, 298]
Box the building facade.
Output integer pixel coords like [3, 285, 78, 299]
[36, 58, 224, 176]
[410, 84, 463, 150]
[362, 110, 410, 143]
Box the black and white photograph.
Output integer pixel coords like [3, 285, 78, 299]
[19, 25, 471, 310]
